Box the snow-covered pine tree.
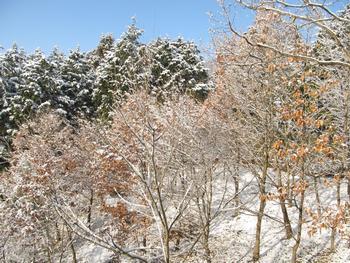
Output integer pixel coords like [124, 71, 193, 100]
[89, 34, 115, 70]
[1, 25, 213, 128]
[47, 47, 65, 102]
[149, 37, 212, 101]
[47, 47, 65, 77]
[93, 22, 147, 120]
[17, 49, 58, 119]
[58, 48, 95, 118]
[0, 44, 27, 166]
[0, 44, 26, 136]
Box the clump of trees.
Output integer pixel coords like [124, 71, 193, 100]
[1, 1, 350, 262]
[0, 22, 212, 166]
[0, 92, 238, 262]
[216, 0, 350, 262]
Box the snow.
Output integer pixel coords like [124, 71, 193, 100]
[77, 243, 113, 263]
[145, 168, 350, 263]
[206, 171, 350, 263]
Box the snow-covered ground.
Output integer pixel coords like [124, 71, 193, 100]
[206, 171, 350, 263]
[68, 170, 350, 262]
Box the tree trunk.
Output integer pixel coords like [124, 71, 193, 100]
[163, 230, 170, 263]
[203, 223, 212, 263]
[141, 236, 147, 254]
[291, 172, 296, 207]
[252, 151, 269, 262]
[67, 229, 77, 263]
[87, 188, 94, 229]
[291, 187, 305, 263]
[313, 176, 321, 218]
[287, 165, 293, 207]
[278, 166, 293, 239]
[252, 197, 266, 262]
[330, 227, 336, 252]
[291, 155, 306, 263]
[233, 170, 240, 217]
[331, 178, 341, 252]
[280, 196, 293, 239]
[336, 178, 341, 207]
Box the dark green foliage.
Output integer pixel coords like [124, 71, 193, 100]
[149, 38, 212, 101]
[59, 49, 96, 118]
[93, 23, 146, 120]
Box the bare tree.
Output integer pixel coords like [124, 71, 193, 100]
[214, 9, 305, 261]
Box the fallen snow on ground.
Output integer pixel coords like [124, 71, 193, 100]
[74, 170, 350, 262]
[206, 171, 350, 263]
[77, 243, 113, 263]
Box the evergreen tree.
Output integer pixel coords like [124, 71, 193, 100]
[89, 34, 115, 69]
[17, 49, 57, 119]
[0, 23, 214, 146]
[59, 48, 95, 118]
[149, 38, 212, 101]
[0, 44, 26, 136]
[0, 44, 26, 166]
[93, 23, 146, 120]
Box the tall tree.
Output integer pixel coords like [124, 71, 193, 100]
[93, 23, 146, 120]
[149, 38, 212, 101]
[58, 48, 95, 118]
[0, 44, 26, 165]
